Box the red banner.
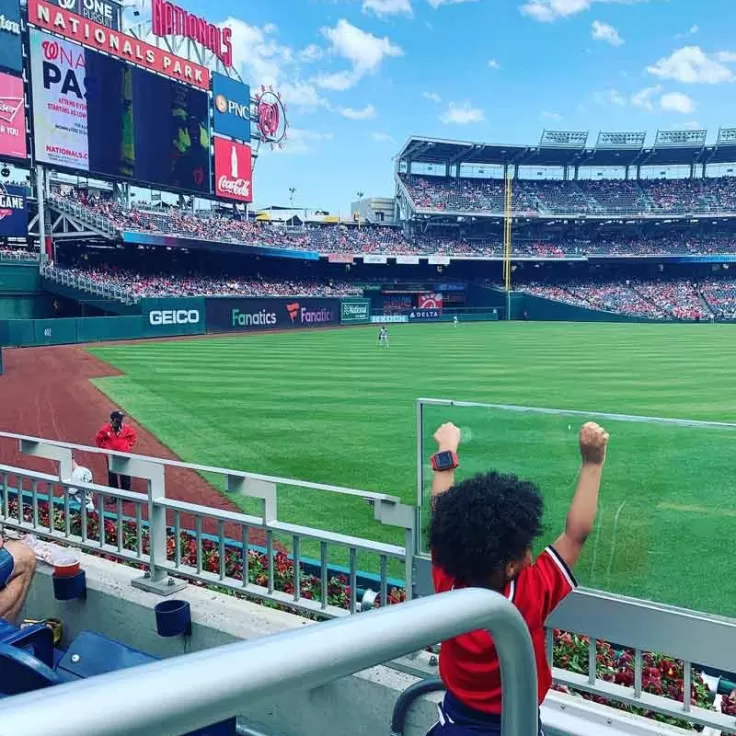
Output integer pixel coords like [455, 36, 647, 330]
[327, 254, 354, 264]
[213, 137, 252, 203]
[28, 0, 210, 90]
[418, 293, 443, 311]
[0, 73, 26, 160]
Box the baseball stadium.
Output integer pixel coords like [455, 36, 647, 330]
[0, 0, 735, 734]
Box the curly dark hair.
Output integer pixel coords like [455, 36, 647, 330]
[429, 472, 544, 587]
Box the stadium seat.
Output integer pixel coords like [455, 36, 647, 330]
[0, 642, 60, 695]
[0, 629, 237, 735]
[0, 618, 54, 667]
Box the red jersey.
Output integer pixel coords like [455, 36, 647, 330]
[433, 546, 576, 714]
[95, 423, 137, 453]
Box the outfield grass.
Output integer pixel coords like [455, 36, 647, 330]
[89, 323, 736, 617]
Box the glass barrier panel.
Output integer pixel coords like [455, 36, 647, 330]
[418, 400, 736, 618]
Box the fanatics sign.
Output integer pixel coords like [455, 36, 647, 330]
[28, 0, 210, 90]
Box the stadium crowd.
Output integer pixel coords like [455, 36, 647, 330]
[54, 265, 362, 299]
[400, 174, 736, 215]
[519, 278, 736, 320]
[53, 192, 736, 259]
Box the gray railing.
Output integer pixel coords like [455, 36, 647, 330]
[0, 250, 39, 262]
[0, 588, 538, 736]
[49, 196, 119, 238]
[40, 264, 139, 306]
[0, 431, 414, 618]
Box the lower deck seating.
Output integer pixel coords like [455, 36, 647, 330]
[0, 622, 236, 735]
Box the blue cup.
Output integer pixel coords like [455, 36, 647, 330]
[52, 570, 86, 601]
[154, 599, 191, 637]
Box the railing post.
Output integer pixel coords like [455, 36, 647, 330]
[106, 455, 185, 596]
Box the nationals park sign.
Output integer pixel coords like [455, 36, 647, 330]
[28, 0, 210, 90]
[151, 0, 233, 69]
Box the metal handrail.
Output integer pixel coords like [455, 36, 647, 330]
[0, 431, 415, 616]
[0, 588, 538, 736]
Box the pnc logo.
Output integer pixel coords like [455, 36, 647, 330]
[149, 309, 200, 326]
[286, 302, 300, 323]
[214, 94, 228, 114]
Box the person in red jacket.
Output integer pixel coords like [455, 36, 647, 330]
[95, 411, 137, 491]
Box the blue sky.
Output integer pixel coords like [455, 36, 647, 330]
[158, 0, 736, 212]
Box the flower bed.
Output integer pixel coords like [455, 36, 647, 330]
[3, 498, 406, 612]
[552, 630, 716, 731]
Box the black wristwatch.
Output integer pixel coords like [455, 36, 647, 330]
[431, 450, 460, 472]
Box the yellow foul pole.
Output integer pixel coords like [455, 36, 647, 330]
[503, 174, 513, 319]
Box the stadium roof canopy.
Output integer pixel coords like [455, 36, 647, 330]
[398, 128, 736, 169]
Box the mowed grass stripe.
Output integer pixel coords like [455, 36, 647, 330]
[90, 323, 736, 615]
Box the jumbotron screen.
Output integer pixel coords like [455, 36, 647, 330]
[29, 29, 211, 194]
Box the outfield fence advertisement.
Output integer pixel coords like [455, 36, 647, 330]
[340, 299, 371, 325]
[206, 297, 340, 333]
[140, 297, 205, 337]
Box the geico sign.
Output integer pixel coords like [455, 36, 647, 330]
[149, 310, 201, 325]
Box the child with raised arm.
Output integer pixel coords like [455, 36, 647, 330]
[427, 420, 609, 735]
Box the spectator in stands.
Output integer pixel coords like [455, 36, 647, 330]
[95, 411, 137, 492]
[427, 420, 608, 735]
[0, 536, 36, 623]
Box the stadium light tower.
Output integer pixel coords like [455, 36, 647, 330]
[356, 191, 364, 228]
[289, 187, 296, 209]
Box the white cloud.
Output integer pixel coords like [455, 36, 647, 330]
[371, 132, 397, 143]
[223, 18, 293, 88]
[680, 120, 702, 130]
[606, 88, 627, 105]
[660, 91, 696, 113]
[592, 20, 623, 46]
[278, 128, 334, 155]
[314, 70, 358, 91]
[339, 104, 377, 120]
[363, 0, 413, 16]
[631, 85, 661, 110]
[279, 81, 328, 109]
[648, 46, 735, 84]
[488, 58, 501, 69]
[423, 91, 442, 102]
[675, 24, 699, 39]
[317, 20, 403, 91]
[541, 111, 563, 120]
[520, 0, 646, 23]
[322, 20, 403, 73]
[715, 51, 736, 63]
[298, 44, 324, 63]
[428, 0, 479, 6]
[440, 101, 485, 124]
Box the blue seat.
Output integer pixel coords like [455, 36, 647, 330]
[0, 629, 236, 735]
[0, 642, 61, 695]
[0, 619, 54, 667]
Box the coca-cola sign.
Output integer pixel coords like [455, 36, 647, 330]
[213, 136, 252, 203]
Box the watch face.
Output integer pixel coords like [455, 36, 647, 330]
[435, 451, 455, 470]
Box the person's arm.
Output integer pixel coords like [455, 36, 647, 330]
[552, 422, 609, 570]
[94, 426, 107, 448]
[431, 422, 461, 500]
[126, 426, 137, 448]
